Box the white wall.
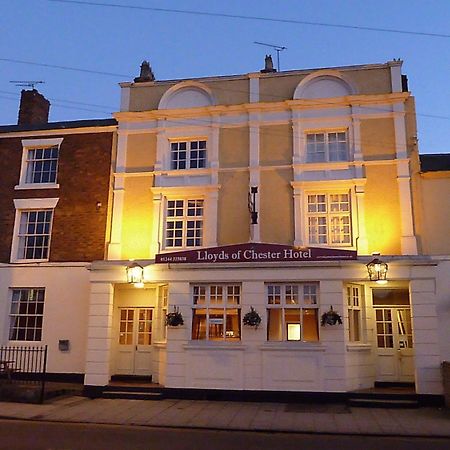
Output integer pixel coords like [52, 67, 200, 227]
[0, 264, 90, 374]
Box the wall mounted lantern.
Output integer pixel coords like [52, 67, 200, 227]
[126, 262, 144, 288]
[366, 257, 388, 284]
[248, 186, 259, 225]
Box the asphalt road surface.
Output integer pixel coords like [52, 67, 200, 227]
[0, 419, 449, 450]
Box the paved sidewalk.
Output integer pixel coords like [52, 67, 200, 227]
[0, 396, 449, 437]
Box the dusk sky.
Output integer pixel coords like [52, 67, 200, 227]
[1, 0, 449, 154]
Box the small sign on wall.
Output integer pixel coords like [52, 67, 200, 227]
[58, 340, 70, 352]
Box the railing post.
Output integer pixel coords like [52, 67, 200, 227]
[39, 345, 48, 404]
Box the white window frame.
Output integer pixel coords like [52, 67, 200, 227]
[191, 284, 241, 341]
[9, 288, 45, 342]
[170, 138, 207, 170]
[306, 191, 352, 246]
[164, 198, 204, 249]
[346, 284, 363, 342]
[16, 138, 63, 190]
[10, 198, 59, 263]
[305, 130, 348, 163]
[266, 283, 320, 342]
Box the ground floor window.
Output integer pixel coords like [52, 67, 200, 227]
[192, 284, 241, 341]
[9, 288, 45, 341]
[347, 284, 363, 342]
[267, 283, 319, 342]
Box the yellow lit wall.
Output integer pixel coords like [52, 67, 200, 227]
[364, 165, 402, 254]
[260, 125, 292, 166]
[126, 133, 156, 170]
[360, 118, 396, 159]
[219, 127, 249, 168]
[120, 177, 154, 259]
[260, 169, 294, 244]
[218, 171, 250, 245]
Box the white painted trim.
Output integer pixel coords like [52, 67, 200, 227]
[15, 183, 60, 190]
[158, 81, 215, 110]
[390, 63, 403, 93]
[21, 138, 64, 148]
[249, 75, 260, 103]
[120, 86, 131, 111]
[13, 198, 59, 209]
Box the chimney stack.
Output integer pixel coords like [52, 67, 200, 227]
[18, 89, 50, 125]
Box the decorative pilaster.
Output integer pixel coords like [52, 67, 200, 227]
[84, 282, 114, 387]
[249, 115, 260, 242]
[355, 186, 369, 255]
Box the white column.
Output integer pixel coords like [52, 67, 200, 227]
[249, 73, 260, 103]
[204, 189, 219, 247]
[150, 193, 162, 258]
[393, 103, 418, 255]
[355, 186, 369, 255]
[84, 282, 114, 387]
[292, 186, 304, 246]
[389, 60, 403, 93]
[249, 115, 260, 242]
[107, 177, 125, 260]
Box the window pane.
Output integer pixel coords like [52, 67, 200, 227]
[192, 309, 207, 339]
[267, 308, 283, 341]
[285, 309, 301, 341]
[225, 308, 240, 340]
[303, 309, 319, 341]
[208, 309, 224, 340]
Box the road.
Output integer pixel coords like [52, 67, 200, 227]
[0, 419, 449, 450]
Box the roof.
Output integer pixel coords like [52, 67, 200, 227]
[420, 154, 450, 172]
[0, 118, 117, 134]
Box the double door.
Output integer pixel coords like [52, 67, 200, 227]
[374, 307, 414, 382]
[115, 308, 153, 376]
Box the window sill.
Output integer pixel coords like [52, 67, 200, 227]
[15, 183, 60, 190]
[260, 342, 326, 351]
[10, 258, 49, 264]
[184, 341, 246, 351]
[152, 342, 167, 348]
[346, 343, 372, 352]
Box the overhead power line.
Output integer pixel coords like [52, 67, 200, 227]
[0, 57, 130, 78]
[49, 0, 450, 38]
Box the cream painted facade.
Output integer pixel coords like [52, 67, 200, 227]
[81, 60, 449, 398]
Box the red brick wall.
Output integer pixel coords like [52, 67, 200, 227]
[0, 131, 114, 262]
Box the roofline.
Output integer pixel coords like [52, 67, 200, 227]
[120, 61, 399, 88]
[0, 118, 117, 135]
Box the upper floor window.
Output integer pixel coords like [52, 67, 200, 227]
[17, 138, 63, 189]
[170, 140, 206, 170]
[192, 284, 241, 341]
[9, 288, 45, 341]
[11, 198, 59, 263]
[307, 193, 351, 245]
[18, 210, 53, 260]
[306, 131, 347, 162]
[267, 283, 319, 342]
[165, 199, 203, 248]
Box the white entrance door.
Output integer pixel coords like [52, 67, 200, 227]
[116, 308, 153, 376]
[374, 307, 414, 382]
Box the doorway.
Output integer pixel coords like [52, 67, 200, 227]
[372, 289, 415, 382]
[115, 307, 153, 376]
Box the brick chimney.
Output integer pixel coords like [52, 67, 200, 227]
[18, 89, 50, 125]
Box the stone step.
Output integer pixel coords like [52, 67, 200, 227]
[348, 397, 419, 408]
[102, 390, 164, 401]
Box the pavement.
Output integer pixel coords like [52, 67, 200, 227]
[0, 395, 449, 437]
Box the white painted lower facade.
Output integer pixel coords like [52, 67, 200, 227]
[83, 257, 449, 396]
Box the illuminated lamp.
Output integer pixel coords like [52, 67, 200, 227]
[126, 262, 144, 288]
[366, 257, 388, 284]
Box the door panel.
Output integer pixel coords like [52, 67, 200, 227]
[374, 307, 414, 382]
[116, 308, 153, 376]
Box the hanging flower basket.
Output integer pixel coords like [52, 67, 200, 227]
[321, 306, 343, 326]
[166, 306, 184, 327]
[243, 306, 262, 328]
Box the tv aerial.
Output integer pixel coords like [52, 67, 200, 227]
[10, 80, 45, 89]
[254, 41, 287, 72]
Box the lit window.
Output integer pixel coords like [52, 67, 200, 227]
[347, 284, 362, 342]
[306, 131, 347, 162]
[171, 140, 206, 170]
[307, 193, 351, 245]
[165, 199, 203, 248]
[192, 284, 241, 341]
[17, 210, 53, 260]
[267, 284, 319, 342]
[9, 288, 45, 341]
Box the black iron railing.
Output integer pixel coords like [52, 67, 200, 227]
[0, 345, 48, 403]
